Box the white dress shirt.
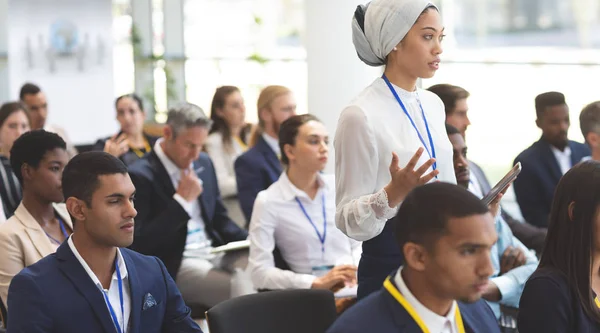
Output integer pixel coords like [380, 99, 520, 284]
[205, 132, 247, 198]
[335, 78, 456, 241]
[550, 146, 572, 175]
[261, 133, 280, 156]
[248, 172, 362, 290]
[394, 267, 459, 333]
[68, 236, 131, 333]
[154, 139, 212, 256]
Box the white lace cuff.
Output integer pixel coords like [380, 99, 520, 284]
[368, 188, 399, 220]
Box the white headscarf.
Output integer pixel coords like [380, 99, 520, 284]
[352, 0, 437, 67]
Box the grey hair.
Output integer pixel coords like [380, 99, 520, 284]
[166, 102, 213, 137]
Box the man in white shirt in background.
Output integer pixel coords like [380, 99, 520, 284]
[19, 83, 78, 158]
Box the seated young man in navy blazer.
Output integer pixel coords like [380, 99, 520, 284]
[328, 182, 501, 333]
[7, 151, 202, 333]
[513, 92, 590, 228]
[128, 103, 250, 309]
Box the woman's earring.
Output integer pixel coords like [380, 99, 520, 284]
[393, 47, 398, 51]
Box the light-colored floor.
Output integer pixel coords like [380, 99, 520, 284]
[195, 319, 209, 332]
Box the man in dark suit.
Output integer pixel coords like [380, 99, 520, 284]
[7, 152, 201, 332]
[328, 183, 501, 333]
[429, 83, 547, 253]
[234, 86, 297, 224]
[514, 92, 590, 228]
[128, 103, 249, 308]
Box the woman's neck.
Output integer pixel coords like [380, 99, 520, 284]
[402, 268, 454, 317]
[72, 233, 118, 289]
[287, 167, 320, 200]
[383, 66, 418, 92]
[230, 125, 243, 138]
[128, 132, 146, 148]
[21, 191, 55, 226]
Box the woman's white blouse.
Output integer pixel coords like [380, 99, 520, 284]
[205, 132, 247, 198]
[334, 77, 456, 242]
[248, 173, 362, 290]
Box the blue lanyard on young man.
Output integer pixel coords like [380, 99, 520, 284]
[102, 257, 125, 333]
[382, 74, 437, 172]
[295, 194, 327, 260]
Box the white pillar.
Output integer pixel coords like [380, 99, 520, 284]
[305, 0, 380, 172]
[0, 0, 9, 101]
[163, 0, 186, 106]
[131, 0, 155, 119]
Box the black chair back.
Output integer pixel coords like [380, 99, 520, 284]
[206, 289, 336, 333]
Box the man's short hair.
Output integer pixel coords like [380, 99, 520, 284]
[427, 84, 470, 116]
[62, 152, 128, 207]
[535, 91, 566, 119]
[19, 83, 42, 100]
[579, 101, 600, 141]
[393, 182, 489, 262]
[10, 130, 66, 185]
[166, 102, 213, 138]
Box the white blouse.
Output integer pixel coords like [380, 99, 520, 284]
[334, 77, 456, 241]
[205, 132, 247, 198]
[248, 173, 362, 290]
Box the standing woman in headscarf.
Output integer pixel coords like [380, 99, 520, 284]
[335, 0, 456, 299]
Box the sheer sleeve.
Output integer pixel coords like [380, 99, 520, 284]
[334, 106, 398, 242]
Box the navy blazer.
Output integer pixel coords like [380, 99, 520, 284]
[513, 138, 590, 228]
[328, 276, 501, 333]
[128, 151, 248, 279]
[234, 135, 282, 223]
[7, 242, 202, 333]
[518, 268, 600, 332]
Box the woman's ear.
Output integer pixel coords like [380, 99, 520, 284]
[568, 201, 576, 222]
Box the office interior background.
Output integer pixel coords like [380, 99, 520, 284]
[0, 0, 599, 218]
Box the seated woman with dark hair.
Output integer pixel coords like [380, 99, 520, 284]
[248, 114, 360, 292]
[0, 102, 31, 218]
[93, 94, 159, 165]
[0, 130, 72, 309]
[518, 161, 600, 332]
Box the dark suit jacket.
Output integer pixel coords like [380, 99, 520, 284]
[92, 133, 159, 166]
[469, 160, 547, 253]
[234, 136, 282, 223]
[128, 151, 248, 279]
[518, 268, 600, 332]
[513, 138, 590, 228]
[7, 242, 202, 333]
[328, 275, 501, 333]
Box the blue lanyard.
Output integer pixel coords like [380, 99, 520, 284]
[382, 74, 437, 171]
[295, 194, 327, 257]
[102, 257, 125, 333]
[44, 217, 69, 245]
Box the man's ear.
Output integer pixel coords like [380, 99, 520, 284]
[66, 197, 86, 224]
[403, 242, 428, 272]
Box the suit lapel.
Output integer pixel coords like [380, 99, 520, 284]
[148, 151, 176, 196]
[568, 141, 584, 166]
[56, 242, 116, 333]
[14, 203, 56, 258]
[122, 250, 142, 333]
[382, 289, 422, 332]
[457, 303, 477, 333]
[257, 137, 282, 179]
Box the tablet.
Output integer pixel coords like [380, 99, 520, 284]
[481, 162, 522, 206]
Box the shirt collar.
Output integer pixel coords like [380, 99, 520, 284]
[394, 267, 457, 333]
[550, 145, 572, 157]
[68, 236, 128, 290]
[262, 133, 280, 155]
[278, 172, 328, 201]
[154, 138, 184, 178]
